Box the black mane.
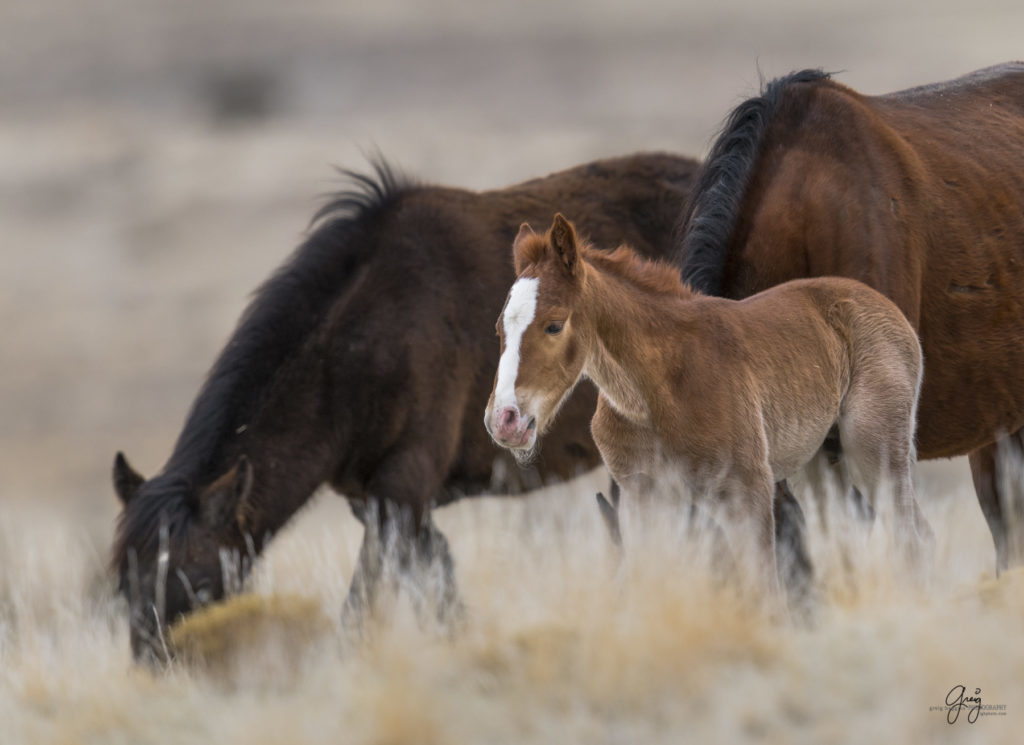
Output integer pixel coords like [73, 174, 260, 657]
[676, 69, 831, 295]
[114, 157, 416, 566]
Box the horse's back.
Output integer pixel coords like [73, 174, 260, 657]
[881, 61, 1024, 110]
[493, 152, 699, 259]
[332, 153, 699, 501]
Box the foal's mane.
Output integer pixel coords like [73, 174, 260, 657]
[585, 243, 688, 297]
[113, 157, 416, 567]
[676, 68, 832, 295]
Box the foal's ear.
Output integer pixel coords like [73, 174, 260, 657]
[113, 451, 146, 505]
[512, 222, 536, 275]
[200, 456, 255, 531]
[550, 213, 580, 277]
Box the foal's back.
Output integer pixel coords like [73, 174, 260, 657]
[687, 277, 922, 482]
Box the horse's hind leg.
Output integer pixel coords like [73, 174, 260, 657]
[969, 427, 1024, 574]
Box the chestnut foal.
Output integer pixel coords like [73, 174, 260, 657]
[485, 214, 934, 599]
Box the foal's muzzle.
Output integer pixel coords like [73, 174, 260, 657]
[490, 405, 536, 449]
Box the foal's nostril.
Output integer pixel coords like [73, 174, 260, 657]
[501, 407, 518, 427]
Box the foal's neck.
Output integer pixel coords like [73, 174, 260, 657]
[579, 256, 696, 423]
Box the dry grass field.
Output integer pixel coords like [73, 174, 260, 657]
[2, 1, 1023, 742]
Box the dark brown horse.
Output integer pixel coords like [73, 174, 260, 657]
[487, 214, 932, 596]
[111, 152, 701, 660]
[675, 63, 1024, 571]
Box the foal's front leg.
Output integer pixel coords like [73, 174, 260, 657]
[713, 470, 783, 609]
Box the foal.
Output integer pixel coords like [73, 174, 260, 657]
[485, 214, 933, 597]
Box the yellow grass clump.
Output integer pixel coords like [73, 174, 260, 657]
[168, 592, 334, 685]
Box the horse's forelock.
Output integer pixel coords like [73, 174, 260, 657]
[111, 472, 194, 573]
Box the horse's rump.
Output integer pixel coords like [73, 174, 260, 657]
[678, 63, 1024, 459]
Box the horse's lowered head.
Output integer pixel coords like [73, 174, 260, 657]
[485, 214, 589, 462]
[111, 452, 257, 663]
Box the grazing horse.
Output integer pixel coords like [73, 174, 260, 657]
[485, 214, 933, 597]
[675, 63, 1024, 572]
[110, 152, 701, 661]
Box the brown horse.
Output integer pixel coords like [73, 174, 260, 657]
[486, 214, 934, 596]
[676, 63, 1024, 572]
[110, 153, 701, 661]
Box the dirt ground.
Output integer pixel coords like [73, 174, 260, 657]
[1, 2, 1022, 742]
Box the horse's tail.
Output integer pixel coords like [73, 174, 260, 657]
[676, 69, 831, 295]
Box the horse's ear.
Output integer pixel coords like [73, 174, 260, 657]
[549, 213, 580, 277]
[512, 222, 536, 275]
[113, 452, 145, 505]
[200, 456, 254, 530]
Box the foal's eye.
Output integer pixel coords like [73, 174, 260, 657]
[545, 322, 564, 335]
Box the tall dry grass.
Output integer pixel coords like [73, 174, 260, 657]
[1, 464, 1021, 744]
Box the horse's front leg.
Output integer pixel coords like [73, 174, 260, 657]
[341, 498, 387, 633]
[341, 455, 464, 636]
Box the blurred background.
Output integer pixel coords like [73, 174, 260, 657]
[2, 0, 1021, 537]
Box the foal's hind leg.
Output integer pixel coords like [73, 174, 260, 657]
[969, 427, 1024, 574]
[817, 425, 875, 528]
[838, 388, 934, 581]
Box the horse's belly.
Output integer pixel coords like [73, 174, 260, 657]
[917, 307, 1024, 457]
[913, 223, 1024, 455]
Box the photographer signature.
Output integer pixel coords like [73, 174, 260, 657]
[945, 685, 982, 724]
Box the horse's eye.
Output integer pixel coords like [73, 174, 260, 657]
[545, 322, 564, 335]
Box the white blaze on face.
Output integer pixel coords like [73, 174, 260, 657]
[494, 277, 539, 411]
